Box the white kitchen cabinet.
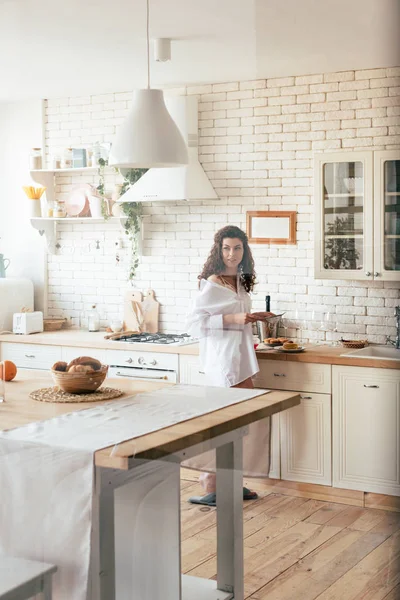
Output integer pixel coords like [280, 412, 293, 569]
[179, 354, 207, 386]
[253, 360, 331, 394]
[255, 360, 332, 485]
[0, 342, 61, 370]
[333, 365, 400, 496]
[314, 150, 400, 281]
[280, 392, 331, 485]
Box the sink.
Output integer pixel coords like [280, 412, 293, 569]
[341, 346, 400, 361]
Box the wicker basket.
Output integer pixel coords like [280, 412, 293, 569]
[340, 339, 368, 349]
[44, 318, 67, 332]
[51, 365, 108, 394]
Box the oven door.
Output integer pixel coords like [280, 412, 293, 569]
[108, 365, 177, 383]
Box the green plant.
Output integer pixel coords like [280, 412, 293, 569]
[96, 157, 111, 220]
[324, 216, 360, 270]
[119, 168, 148, 281]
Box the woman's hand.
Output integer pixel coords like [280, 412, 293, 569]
[223, 313, 257, 326]
[251, 311, 276, 321]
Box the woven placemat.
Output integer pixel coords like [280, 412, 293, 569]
[30, 386, 124, 404]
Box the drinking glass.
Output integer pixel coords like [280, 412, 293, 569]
[324, 312, 339, 346]
[281, 317, 290, 340]
[294, 310, 307, 345]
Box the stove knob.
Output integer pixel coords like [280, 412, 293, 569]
[138, 357, 157, 366]
[125, 358, 134, 364]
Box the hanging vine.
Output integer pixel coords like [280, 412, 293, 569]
[96, 161, 147, 281]
[96, 157, 111, 220]
[119, 168, 148, 282]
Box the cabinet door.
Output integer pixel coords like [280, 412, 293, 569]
[280, 393, 331, 485]
[314, 151, 373, 280]
[333, 365, 400, 496]
[1, 342, 62, 370]
[254, 360, 331, 394]
[179, 355, 207, 385]
[374, 150, 400, 281]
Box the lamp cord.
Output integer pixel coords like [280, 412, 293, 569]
[146, 0, 150, 89]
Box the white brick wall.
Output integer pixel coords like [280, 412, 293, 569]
[44, 67, 400, 343]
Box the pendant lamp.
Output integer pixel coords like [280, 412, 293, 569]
[108, 0, 188, 169]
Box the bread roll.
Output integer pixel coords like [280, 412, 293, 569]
[283, 342, 298, 350]
[52, 361, 68, 372]
[67, 356, 102, 371]
[68, 364, 94, 374]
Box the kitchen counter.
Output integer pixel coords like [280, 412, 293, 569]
[1, 331, 399, 369]
[256, 344, 400, 370]
[0, 330, 199, 355]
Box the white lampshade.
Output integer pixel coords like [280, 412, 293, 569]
[108, 89, 189, 169]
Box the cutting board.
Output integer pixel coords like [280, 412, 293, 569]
[123, 291, 143, 332]
[141, 290, 159, 334]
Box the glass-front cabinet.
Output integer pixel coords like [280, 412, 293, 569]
[374, 151, 400, 280]
[315, 150, 400, 281]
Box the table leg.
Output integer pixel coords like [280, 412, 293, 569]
[42, 575, 52, 600]
[114, 460, 181, 600]
[216, 438, 244, 600]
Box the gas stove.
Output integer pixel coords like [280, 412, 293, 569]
[111, 332, 198, 346]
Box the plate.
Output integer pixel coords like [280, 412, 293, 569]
[65, 184, 93, 217]
[276, 346, 305, 353]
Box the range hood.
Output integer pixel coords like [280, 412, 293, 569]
[117, 96, 218, 202]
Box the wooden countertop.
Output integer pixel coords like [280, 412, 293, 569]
[0, 330, 199, 355]
[1, 370, 300, 470]
[256, 344, 400, 370]
[1, 331, 398, 368]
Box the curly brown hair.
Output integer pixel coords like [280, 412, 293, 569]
[198, 225, 256, 293]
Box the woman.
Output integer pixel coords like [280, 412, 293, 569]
[186, 225, 274, 506]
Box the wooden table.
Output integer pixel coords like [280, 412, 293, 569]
[2, 370, 300, 600]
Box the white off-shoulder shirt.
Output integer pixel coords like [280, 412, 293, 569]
[187, 277, 259, 387]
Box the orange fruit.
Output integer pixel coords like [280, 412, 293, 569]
[0, 360, 17, 381]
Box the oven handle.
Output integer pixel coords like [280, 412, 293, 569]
[114, 371, 169, 381]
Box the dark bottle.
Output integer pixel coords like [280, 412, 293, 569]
[265, 295, 271, 312]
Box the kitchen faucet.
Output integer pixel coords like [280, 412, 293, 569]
[386, 305, 400, 349]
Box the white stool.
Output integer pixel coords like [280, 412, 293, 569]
[0, 556, 57, 600]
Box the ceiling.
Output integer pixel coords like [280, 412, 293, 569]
[0, 0, 399, 102]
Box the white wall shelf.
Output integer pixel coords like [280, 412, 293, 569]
[30, 217, 127, 254]
[31, 167, 98, 174]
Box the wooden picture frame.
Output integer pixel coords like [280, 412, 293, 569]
[246, 211, 297, 245]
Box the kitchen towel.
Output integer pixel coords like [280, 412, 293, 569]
[0, 384, 269, 600]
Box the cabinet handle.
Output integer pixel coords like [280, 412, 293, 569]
[300, 395, 312, 400]
[365, 271, 371, 276]
[115, 371, 167, 380]
[373, 272, 380, 277]
[25, 354, 35, 358]
[273, 373, 286, 377]
[364, 384, 379, 388]
[198, 371, 205, 375]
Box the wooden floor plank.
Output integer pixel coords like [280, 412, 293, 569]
[313, 530, 400, 600]
[325, 506, 368, 529]
[251, 529, 390, 600]
[305, 503, 348, 525]
[180, 474, 400, 600]
[382, 584, 400, 600]
[243, 522, 342, 597]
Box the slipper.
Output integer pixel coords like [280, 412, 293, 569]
[188, 492, 216, 506]
[188, 488, 258, 506]
[243, 487, 258, 500]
